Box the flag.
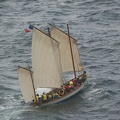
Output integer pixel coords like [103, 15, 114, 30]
[24, 28, 30, 33]
[29, 25, 33, 30]
[24, 25, 33, 33]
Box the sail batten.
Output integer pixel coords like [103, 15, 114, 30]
[50, 25, 83, 73]
[32, 28, 63, 88]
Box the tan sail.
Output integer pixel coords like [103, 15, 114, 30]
[50, 25, 83, 73]
[18, 67, 35, 103]
[32, 28, 63, 89]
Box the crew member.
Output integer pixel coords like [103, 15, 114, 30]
[69, 80, 74, 89]
[42, 92, 48, 103]
[82, 71, 88, 82]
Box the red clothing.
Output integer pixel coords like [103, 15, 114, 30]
[64, 85, 71, 92]
[64, 85, 69, 90]
[72, 80, 77, 86]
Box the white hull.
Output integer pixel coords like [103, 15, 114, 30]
[41, 80, 87, 107]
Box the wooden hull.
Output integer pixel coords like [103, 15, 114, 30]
[35, 78, 87, 107]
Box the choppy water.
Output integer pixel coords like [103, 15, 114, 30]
[0, 0, 120, 120]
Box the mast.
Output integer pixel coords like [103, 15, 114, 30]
[67, 24, 76, 79]
[28, 66, 37, 102]
[18, 66, 36, 103]
[48, 27, 51, 37]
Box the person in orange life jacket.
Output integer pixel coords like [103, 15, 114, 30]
[42, 92, 48, 103]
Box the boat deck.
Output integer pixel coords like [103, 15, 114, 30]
[32, 77, 87, 107]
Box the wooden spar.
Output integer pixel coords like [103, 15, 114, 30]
[48, 27, 51, 37]
[67, 24, 76, 79]
[28, 66, 37, 101]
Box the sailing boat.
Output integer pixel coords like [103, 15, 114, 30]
[18, 24, 87, 107]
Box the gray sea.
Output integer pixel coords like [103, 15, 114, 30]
[0, 0, 120, 120]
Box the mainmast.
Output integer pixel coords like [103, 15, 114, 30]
[67, 24, 76, 79]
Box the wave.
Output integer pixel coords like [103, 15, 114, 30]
[100, 9, 120, 20]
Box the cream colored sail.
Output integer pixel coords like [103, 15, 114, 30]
[50, 25, 83, 73]
[32, 28, 63, 89]
[18, 67, 35, 103]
